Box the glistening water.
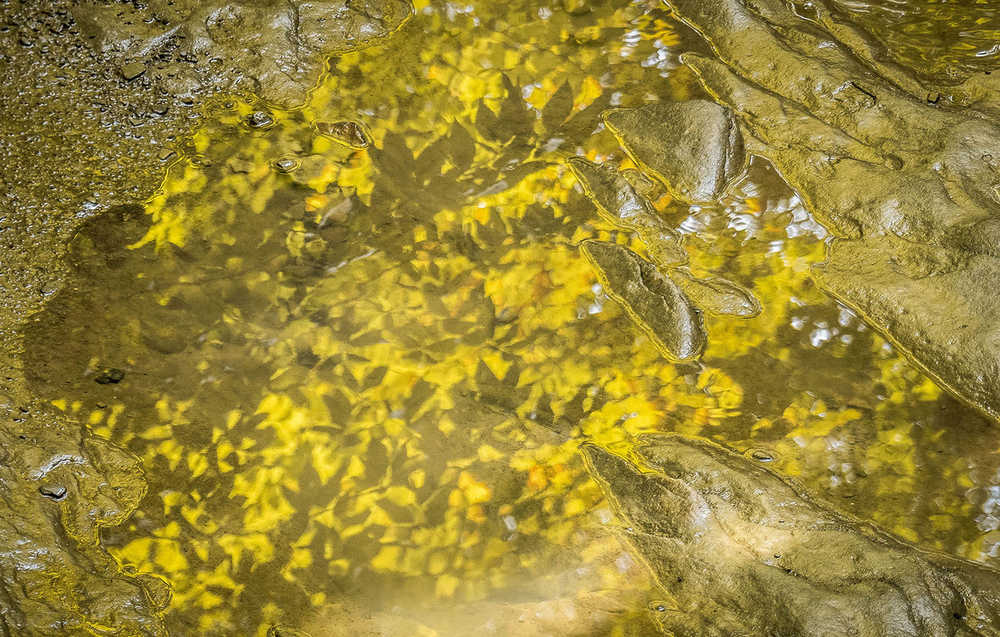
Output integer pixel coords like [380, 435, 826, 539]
[21, 0, 1000, 634]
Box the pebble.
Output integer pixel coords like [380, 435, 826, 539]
[94, 368, 125, 384]
[247, 110, 275, 129]
[120, 61, 146, 81]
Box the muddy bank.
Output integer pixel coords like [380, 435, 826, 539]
[0, 1, 410, 632]
[617, 0, 1000, 421]
[584, 434, 1000, 636]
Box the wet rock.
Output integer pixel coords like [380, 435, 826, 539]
[568, 156, 659, 225]
[602, 101, 747, 203]
[72, 0, 414, 107]
[39, 484, 68, 500]
[273, 157, 301, 174]
[662, 0, 1000, 420]
[670, 268, 761, 318]
[568, 157, 687, 267]
[120, 61, 145, 81]
[582, 434, 1000, 636]
[580, 240, 705, 361]
[747, 448, 775, 462]
[620, 167, 665, 201]
[247, 110, 276, 130]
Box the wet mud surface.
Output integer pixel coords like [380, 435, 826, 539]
[584, 435, 1000, 636]
[656, 0, 1000, 421]
[4, 0, 1000, 634]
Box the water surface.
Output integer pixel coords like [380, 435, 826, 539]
[23, 0, 1000, 634]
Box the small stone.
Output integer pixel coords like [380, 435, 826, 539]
[273, 157, 300, 173]
[39, 485, 67, 501]
[121, 62, 146, 81]
[247, 110, 275, 129]
[94, 368, 125, 384]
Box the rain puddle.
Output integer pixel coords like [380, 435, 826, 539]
[21, 0, 1000, 635]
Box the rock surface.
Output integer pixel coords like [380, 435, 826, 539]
[569, 155, 760, 355]
[582, 434, 1000, 636]
[580, 240, 705, 361]
[661, 0, 1000, 420]
[0, 398, 169, 636]
[602, 101, 747, 203]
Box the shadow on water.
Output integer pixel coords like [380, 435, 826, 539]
[20, 0, 1000, 634]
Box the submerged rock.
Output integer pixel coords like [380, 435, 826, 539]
[568, 157, 688, 266]
[662, 0, 1000, 420]
[315, 120, 373, 149]
[670, 268, 761, 318]
[602, 101, 747, 203]
[568, 156, 661, 226]
[580, 240, 705, 361]
[582, 434, 1000, 636]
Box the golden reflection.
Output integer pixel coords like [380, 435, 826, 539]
[21, 0, 1000, 635]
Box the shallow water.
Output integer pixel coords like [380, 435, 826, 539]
[20, 0, 1000, 634]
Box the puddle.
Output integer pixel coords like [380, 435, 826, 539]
[19, 0, 1000, 634]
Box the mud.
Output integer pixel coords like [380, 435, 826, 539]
[670, 268, 760, 318]
[603, 101, 747, 204]
[0, 1, 409, 632]
[0, 399, 169, 635]
[583, 434, 1000, 636]
[580, 240, 705, 362]
[569, 155, 761, 350]
[656, 0, 1000, 421]
[567, 156, 688, 268]
[71, 0, 412, 106]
